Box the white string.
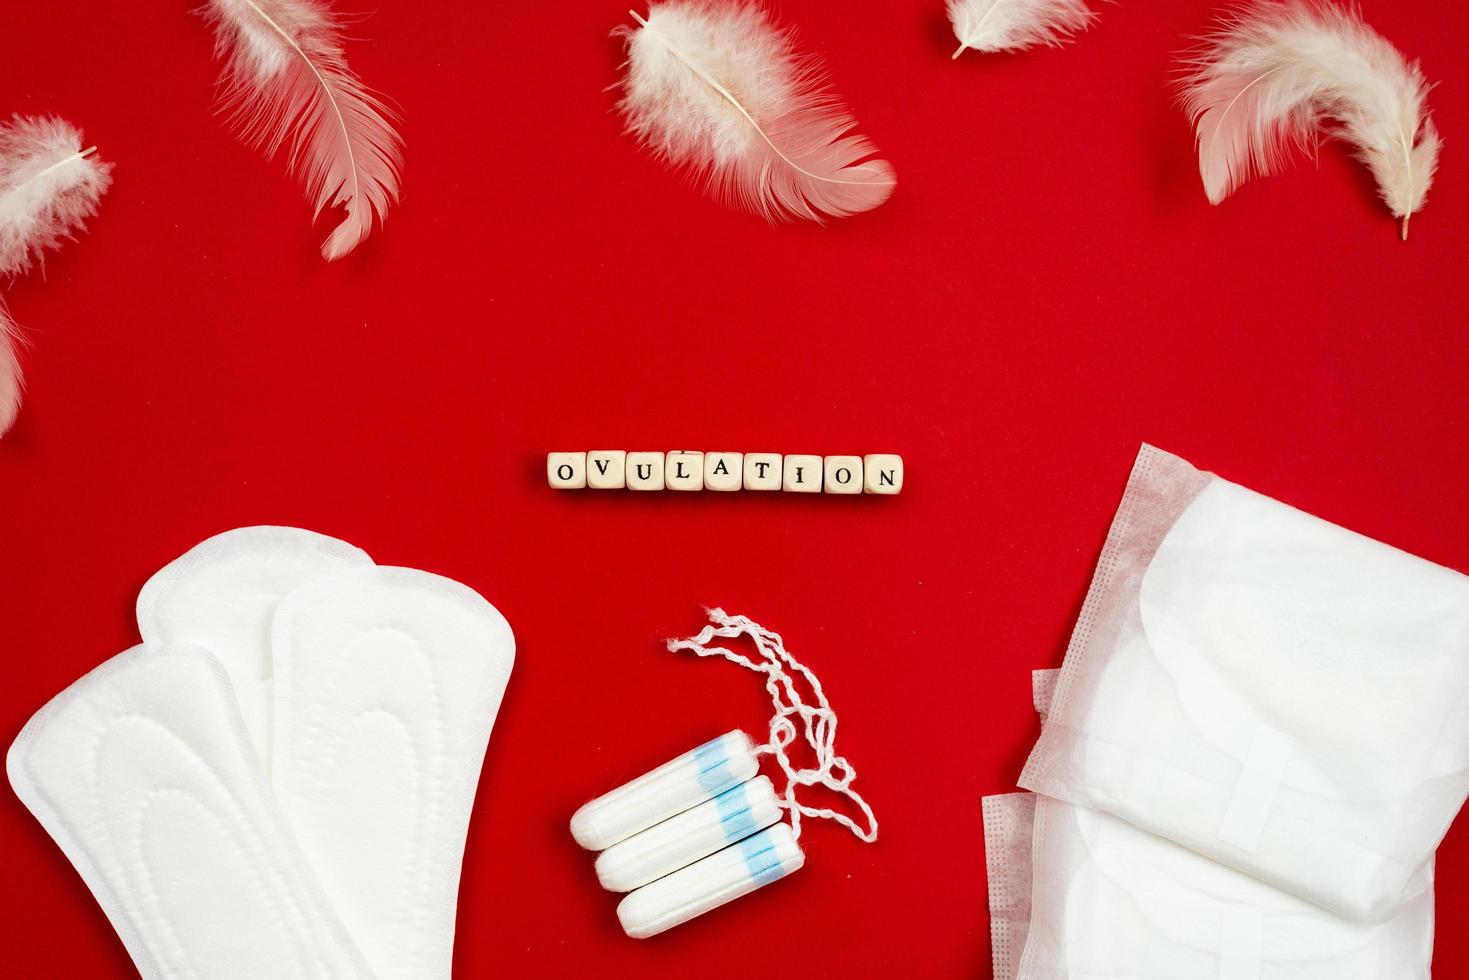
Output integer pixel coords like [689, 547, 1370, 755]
[666, 607, 878, 844]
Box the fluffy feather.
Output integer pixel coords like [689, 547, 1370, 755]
[0, 115, 113, 277]
[948, 0, 1097, 58]
[615, 1, 895, 222]
[1178, 1, 1439, 239]
[205, 0, 404, 259]
[0, 298, 20, 436]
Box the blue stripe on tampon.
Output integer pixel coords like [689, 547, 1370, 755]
[692, 736, 737, 794]
[738, 829, 788, 887]
[713, 782, 759, 843]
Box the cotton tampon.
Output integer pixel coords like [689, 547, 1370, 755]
[572, 730, 759, 851]
[595, 775, 783, 892]
[617, 823, 805, 938]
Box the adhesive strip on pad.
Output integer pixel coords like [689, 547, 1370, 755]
[271, 565, 515, 980]
[136, 526, 373, 768]
[1217, 725, 1296, 852]
[6, 645, 375, 980]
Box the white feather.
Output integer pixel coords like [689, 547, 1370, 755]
[0, 115, 113, 277]
[615, 1, 895, 222]
[1179, 1, 1439, 239]
[205, 0, 404, 259]
[948, 0, 1096, 58]
[0, 298, 20, 436]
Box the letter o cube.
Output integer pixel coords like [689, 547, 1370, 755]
[547, 452, 587, 489]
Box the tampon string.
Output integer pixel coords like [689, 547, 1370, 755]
[667, 607, 878, 843]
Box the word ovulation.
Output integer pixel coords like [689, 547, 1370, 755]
[547, 451, 903, 495]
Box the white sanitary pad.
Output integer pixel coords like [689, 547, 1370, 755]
[136, 526, 373, 769]
[1020, 445, 1469, 922]
[985, 669, 1436, 980]
[1016, 795, 1434, 980]
[272, 565, 515, 980]
[7, 645, 375, 980]
[14, 527, 515, 980]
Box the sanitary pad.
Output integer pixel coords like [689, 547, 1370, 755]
[1020, 445, 1469, 922]
[13, 527, 515, 980]
[137, 526, 373, 768]
[6, 645, 375, 980]
[272, 565, 515, 980]
[1017, 795, 1434, 979]
[985, 669, 1436, 980]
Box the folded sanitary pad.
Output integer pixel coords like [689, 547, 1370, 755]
[1020, 446, 1469, 922]
[985, 669, 1436, 980]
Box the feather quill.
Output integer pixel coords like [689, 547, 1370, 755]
[948, 0, 1097, 58]
[1, 299, 21, 436]
[0, 115, 113, 277]
[614, 1, 895, 222]
[205, 0, 404, 259]
[1178, 1, 1439, 239]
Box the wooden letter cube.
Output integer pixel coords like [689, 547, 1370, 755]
[863, 454, 904, 494]
[627, 452, 666, 491]
[665, 451, 705, 491]
[782, 454, 823, 493]
[704, 452, 744, 491]
[547, 452, 587, 489]
[743, 453, 783, 490]
[587, 450, 627, 489]
[823, 456, 863, 494]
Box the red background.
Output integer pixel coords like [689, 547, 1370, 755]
[2, 0, 1467, 976]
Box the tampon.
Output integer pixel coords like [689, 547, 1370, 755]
[617, 823, 805, 938]
[571, 730, 759, 851]
[595, 775, 783, 892]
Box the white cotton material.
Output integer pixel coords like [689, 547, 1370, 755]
[1020, 444, 1469, 922]
[271, 565, 515, 980]
[6, 645, 375, 980]
[595, 774, 783, 892]
[136, 525, 373, 769]
[571, 729, 760, 851]
[616, 822, 805, 938]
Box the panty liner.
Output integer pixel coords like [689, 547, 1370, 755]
[1019, 445, 1469, 922]
[18, 527, 515, 979]
[272, 565, 515, 980]
[7, 645, 375, 980]
[136, 526, 374, 770]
